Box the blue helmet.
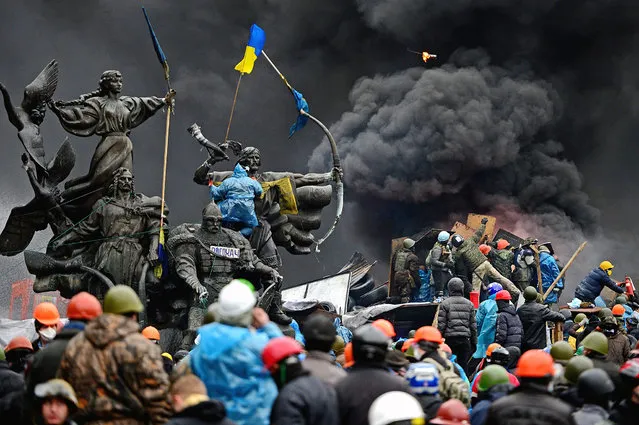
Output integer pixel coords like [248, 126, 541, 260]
[487, 282, 503, 297]
[405, 363, 439, 395]
[437, 231, 450, 243]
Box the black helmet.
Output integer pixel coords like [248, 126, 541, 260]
[577, 368, 615, 404]
[451, 235, 464, 248]
[352, 324, 390, 364]
[487, 346, 509, 367]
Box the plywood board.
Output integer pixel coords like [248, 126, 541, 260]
[450, 222, 476, 240]
[467, 213, 496, 242]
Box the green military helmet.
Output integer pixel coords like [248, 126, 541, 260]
[332, 335, 346, 355]
[478, 365, 510, 392]
[581, 331, 609, 356]
[550, 341, 575, 364]
[615, 295, 628, 305]
[408, 330, 416, 338]
[598, 308, 613, 319]
[103, 285, 144, 315]
[574, 313, 587, 324]
[0, 347, 5, 361]
[564, 356, 594, 385]
[523, 286, 539, 302]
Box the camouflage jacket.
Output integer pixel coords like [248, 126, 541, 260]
[58, 314, 171, 425]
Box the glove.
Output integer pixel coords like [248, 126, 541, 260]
[481, 217, 489, 225]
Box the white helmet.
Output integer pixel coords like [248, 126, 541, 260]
[210, 279, 256, 323]
[437, 231, 450, 243]
[368, 391, 425, 425]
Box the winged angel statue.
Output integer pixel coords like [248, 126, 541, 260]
[0, 60, 75, 256]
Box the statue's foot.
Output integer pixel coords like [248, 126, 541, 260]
[269, 308, 293, 326]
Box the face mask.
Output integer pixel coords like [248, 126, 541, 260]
[39, 326, 57, 342]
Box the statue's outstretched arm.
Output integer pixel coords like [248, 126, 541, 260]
[0, 82, 23, 130]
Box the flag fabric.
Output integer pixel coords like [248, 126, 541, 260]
[234, 24, 266, 74]
[142, 7, 170, 81]
[154, 227, 168, 279]
[288, 88, 309, 137]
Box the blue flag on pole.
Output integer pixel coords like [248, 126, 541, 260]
[289, 88, 309, 138]
[142, 7, 170, 81]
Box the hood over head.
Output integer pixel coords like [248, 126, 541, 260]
[447, 277, 464, 296]
[84, 313, 139, 348]
[232, 163, 249, 178]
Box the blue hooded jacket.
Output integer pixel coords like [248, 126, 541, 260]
[473, 295, 498, 359]
[540, 252, 563, 304]
[210, 163, 263, 228]
[190, 322, 282, 425]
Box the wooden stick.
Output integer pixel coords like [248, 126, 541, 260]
[543, 241, 588, 301]
[531, 245, 544, 294]
[159, 104, 171, 228]
[224, 74, 243, 143]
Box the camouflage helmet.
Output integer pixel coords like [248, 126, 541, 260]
[550, 341, 575, 364]
[477, 365, 510, 392]
[35, 379, 78, 408]
[564, 356, 594, 385]
[574, 313, 587, 324]
[103, 285, 143, 315]
[598, 308, 613, 319]
[582, 331, 609, 356]
[615, 295, 628, 305]
[523, 286, 538, 302]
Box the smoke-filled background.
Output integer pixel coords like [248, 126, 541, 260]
[1, 0, 638, 316]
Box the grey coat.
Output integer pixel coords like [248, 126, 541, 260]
[437, 278, 477, 344]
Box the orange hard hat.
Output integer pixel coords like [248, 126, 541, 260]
[479, 244, 492, 255]
[142, 326, 160, 341]
[67, 292, 103, 321]
[440, 343, 452, 355]
[344, 342, 355, 368]
[401, 338, 414, 353]
[515, 349, 554, 378]
[486, 343, 502, 357]
[33, 302, 60, 326]
[414, 326, 444, 344]
[496, 239, 510, 250]
[612, 304, 625, 317]
[372, 319, 396, 338]
[5, 336, 34, 353]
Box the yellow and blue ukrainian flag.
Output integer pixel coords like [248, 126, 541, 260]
[234, 24, 266, 74]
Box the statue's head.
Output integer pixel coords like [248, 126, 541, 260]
[202, 202, 223, 233]
[29, 103, 46, 125]
[99, 70, 123, 95]
[108, 167, 134, 196]
[237, 147, 261, 176]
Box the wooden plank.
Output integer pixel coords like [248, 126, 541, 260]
[451, 222, 476, 240]
[467, 213, 496, 242]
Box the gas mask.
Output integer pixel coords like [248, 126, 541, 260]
[606, 269, 613, 276]
[38, 326, 57, 343]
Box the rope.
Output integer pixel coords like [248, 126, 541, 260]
[49, 199, 110, 244]
[224, 74, 243, 143]
[6, 186, 107, 220]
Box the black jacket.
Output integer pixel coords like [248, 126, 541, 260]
[437, 278, 477, 344]
[486, 383, 576, 425]
[271, 375, 338, 425]
[166, 399, 235, 425]
[495, 301, 523, 349]
[26, 327, 82, 397]
[336, 365, 411, 425]
[610, 398, 639, 425]
[575, 268, 624, 302]
[517, 301, 565, 351]
[0, 361, 24, 419]
[470, 384, 512, 425]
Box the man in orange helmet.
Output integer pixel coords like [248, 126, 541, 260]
[0, 345, 25, 418]
[25, 292, 103, 421]
[4, 336, 34, 374]
[486, 350, 574, 425]
[32, 302, 60, 352]
[142, 326, 161, 345]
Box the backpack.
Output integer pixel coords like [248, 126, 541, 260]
[422, 357, 471, 406]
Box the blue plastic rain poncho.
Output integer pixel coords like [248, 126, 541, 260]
[290, 319, 306, 345]
[472, 294, 498, 359]
[210, 163, 263, 236]
[334, 317, 353, 344]
[190, 322, 282, 425]
[411, 268, 432, 302]
[540, 251, 563, 304]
